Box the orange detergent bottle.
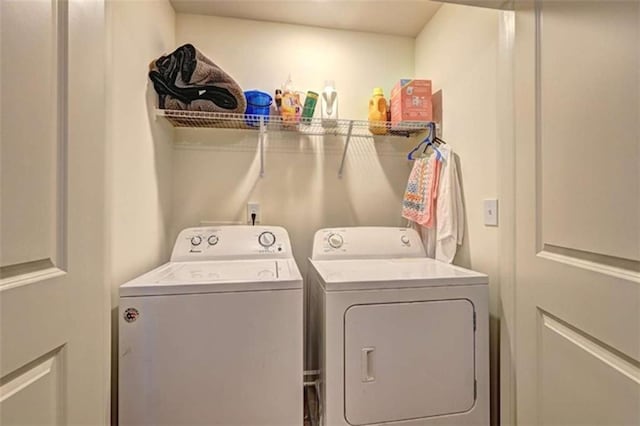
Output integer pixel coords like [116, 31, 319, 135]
[368, 87, 388, 135]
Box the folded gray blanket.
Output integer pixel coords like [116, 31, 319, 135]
[149, 44, 246, 114]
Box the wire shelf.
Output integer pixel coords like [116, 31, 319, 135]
[156, 109, 431, 138]
[157, 109, 435, 178]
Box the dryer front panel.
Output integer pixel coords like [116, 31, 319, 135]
[344, 299, 475, 425]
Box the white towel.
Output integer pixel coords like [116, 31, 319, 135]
[410, 221, 437, 258]
[435, 146, 464, 263]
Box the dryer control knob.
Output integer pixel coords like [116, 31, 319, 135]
[190, 236, 202, 246]
[208, 235, 219, 246]
[328, 233, 344, 249]
[401, 235, 410, 245]
[258, 231, 276, 248]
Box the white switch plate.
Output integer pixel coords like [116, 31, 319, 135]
[484, 199, 498, 226]
[247, 202, 260, 225]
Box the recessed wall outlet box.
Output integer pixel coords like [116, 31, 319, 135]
[484, 199, 498, 226]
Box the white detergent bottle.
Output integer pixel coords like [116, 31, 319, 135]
[321, 80, 338, 128]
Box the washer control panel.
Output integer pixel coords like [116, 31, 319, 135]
[312, 227, 426, 260]
[171, 226, 292, 261]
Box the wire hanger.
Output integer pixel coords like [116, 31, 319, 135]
[407, 122, 444, 161]
[433, 135, 446, 145]
[427, 122, 447, 146]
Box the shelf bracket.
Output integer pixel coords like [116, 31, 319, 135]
[259, 116, 266, 177]
[337, 121, 354, 178]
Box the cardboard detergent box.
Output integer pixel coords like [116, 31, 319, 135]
[390, 79, 432, 127]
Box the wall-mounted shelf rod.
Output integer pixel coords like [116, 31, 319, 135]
[338, 121, 354, 178]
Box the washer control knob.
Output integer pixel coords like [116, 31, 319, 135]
[208, 235, 219, 246]
[401, 235, 410, 245]
[258, 231, 276, 248]
[190, 236, 202, 246]
[328, 233, 344, 249]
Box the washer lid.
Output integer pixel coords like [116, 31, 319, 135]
[309, 258, 487, 291]
[120, 259, 302, 297]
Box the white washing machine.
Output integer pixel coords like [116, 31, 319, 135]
[306, 227, 489, 426]
[119, 226, 302, 426]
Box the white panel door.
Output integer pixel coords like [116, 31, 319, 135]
[513, 1, 640, 424]
[344, 300, 476, 425]
[0, 0, 108, 424]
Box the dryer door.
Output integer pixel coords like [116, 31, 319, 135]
[344, 299, 475, 425]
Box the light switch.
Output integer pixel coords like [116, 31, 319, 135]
[484, 199, 498, 226]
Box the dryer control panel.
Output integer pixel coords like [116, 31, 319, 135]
[171, 226, 293, 261]
[311, 227, 426, 260]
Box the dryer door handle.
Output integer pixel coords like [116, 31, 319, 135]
[361, 347, 375, 383]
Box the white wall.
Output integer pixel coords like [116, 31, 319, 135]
[414, 4, 500, 424]
[107, 0, 175, 422]
[172, 15, 416, 273]
[109, 0, 175, 295]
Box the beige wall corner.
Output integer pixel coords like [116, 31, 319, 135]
[414, 4, 501, 424]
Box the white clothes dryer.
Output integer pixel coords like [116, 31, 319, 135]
[119, 226, 302, 426]
[306, 227, 489, 426]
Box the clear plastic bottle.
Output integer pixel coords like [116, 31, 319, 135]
[321, 80, 338, 128]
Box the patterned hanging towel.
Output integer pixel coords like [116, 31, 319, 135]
[402, 157, 429, 223]
[423, 157, 442, 228]
[402, 155, 441, 227]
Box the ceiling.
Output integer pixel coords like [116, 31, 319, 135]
[168, 0, 444, 37]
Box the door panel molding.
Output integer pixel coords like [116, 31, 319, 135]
[538, 245, 640, 283]
[0, 347, 65, 425]
[0, 261, 65, 291]
[0, 0, 68, 271]
[540, 312, 640, 385]
[0, 0, 69, 290]
[534, 0, 543, 255]
[534, 0, 640, 274]
[54, 0, 69, 272]
[539, 310, 640, 424]
[0, 347, 64, 402]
